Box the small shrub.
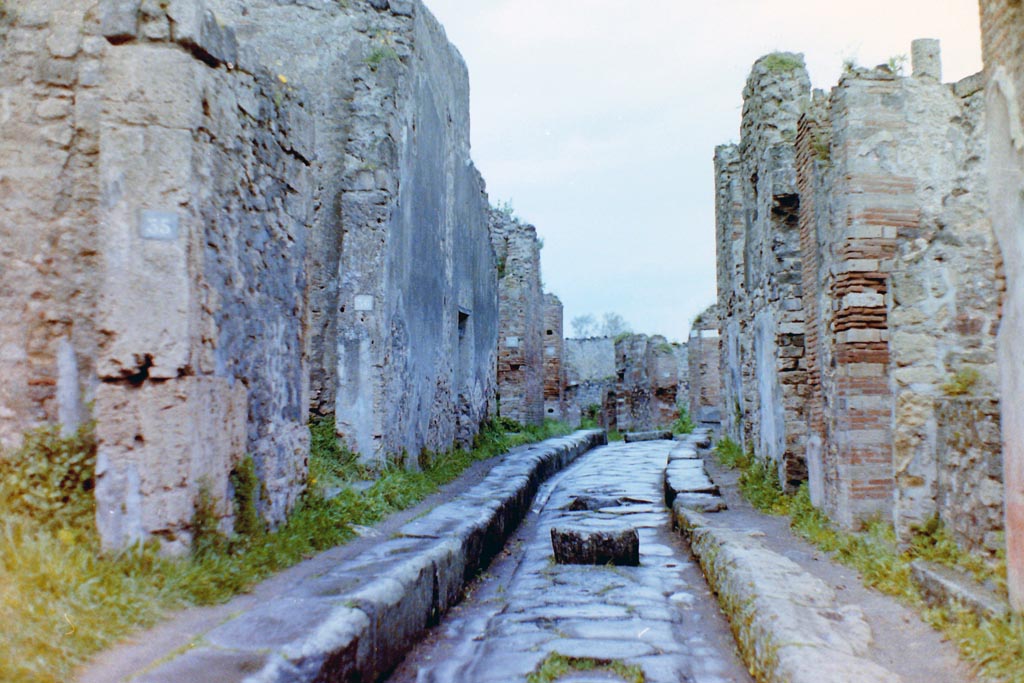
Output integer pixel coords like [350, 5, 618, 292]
[670, 405, 695, 435]
[230, 456, 264, 539]
[886, 54, 908, 76]
[0, 422, 96, 530]
[761, 52, 803, 73]
[365, 45, 398, 67]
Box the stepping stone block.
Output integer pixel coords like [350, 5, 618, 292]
[550, 525, 640, 566]
[623, 430, 673, 443]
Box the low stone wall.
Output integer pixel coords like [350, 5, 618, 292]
[936, 398, 1004, 559]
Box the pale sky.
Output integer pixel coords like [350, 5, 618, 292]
[425, 0, 984, 342]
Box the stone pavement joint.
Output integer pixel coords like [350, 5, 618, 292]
[130, 430, 607, 683]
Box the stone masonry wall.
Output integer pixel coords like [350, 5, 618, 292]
[0, 0, 500, 550]
[0, 0, 315, 550]
[716, 54, 810, 488]
[563, 337, 616, 428]
[688, 310, 721, 425]
[542, 293, 564, 422]
[614, 333, 683, 432]
[715, 145, 746, 444]
[491, 209, 544, 426]
[980, 0, 1024, 611]
[936, 398, 1004, 559]
[205, 0, 499, 463]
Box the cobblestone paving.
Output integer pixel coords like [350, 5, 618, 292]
[390, 440, 752, 683]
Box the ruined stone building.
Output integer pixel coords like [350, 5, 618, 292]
[490, 208, 544, 426]
[980, 0, 1024, 612]
[561, 334, 687, 432]
[716, 40, 1010, 595]
[687, 307, 721, 426]
[0, 0, 558, 552]
[542, 293, 565, 422]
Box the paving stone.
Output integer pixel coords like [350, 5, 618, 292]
[911, 559, 1009, 620]
[623, 430, 673, 442]
[551, 523, 640, 566]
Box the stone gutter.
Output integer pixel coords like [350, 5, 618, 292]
[131, 429, 607, 683]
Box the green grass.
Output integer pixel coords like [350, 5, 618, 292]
[760, 52, 804, 73]
[1, 418, 571, 683]
[527, 652, 645, 683]
[715, 435, 1023, 681]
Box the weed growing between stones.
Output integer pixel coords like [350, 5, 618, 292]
[715, 436, 1022, 681]
[527, 652, 645, 683]
[942, 367, 981, 396]
[670, 405, 695, 435]
[0, 418, 571, 683]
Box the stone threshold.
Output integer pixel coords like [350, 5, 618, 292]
[910, 559, 1010, 621]
[122, 429, 607, 683]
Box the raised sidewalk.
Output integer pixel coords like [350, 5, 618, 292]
[84, 430, 606, 683]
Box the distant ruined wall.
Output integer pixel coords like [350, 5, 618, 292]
[715, 145, 745, 444]
[491, 210, 544, 426]
[0, 0, 501, 550]
[980, 0, 1024, 611]
[688, 310, 721, 425]
[542, 293, 564, 422]
[613, 334, 683, 432]
[563, 337, 616, 428]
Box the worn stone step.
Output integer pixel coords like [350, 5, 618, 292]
[911, 559, 1009, 620]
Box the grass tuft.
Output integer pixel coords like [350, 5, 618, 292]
[527, 652, 645, 683]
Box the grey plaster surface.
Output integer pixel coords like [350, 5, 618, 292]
[389, 439, 752, 683]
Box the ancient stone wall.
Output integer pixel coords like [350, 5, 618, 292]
[936, 398, 1004, 559]
[727, 54, 811, 488]
[211, 0, 499, 463]
[980, 0, 1024, 611]
[0, 0, 501, 550]
[491, 210, 544, 426]
[542, 294, 565, 422]
[613, 334, 682, 432]
[562, 337, 616, 428]
[715, 145, 746, 444]
[688, 311, 721, 425]
[721, 43, 1004, 544]
[0, 0, 316, 550]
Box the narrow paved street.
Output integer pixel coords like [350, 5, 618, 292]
[390, 440, 752, 683]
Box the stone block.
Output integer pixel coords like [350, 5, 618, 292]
[93, 377, 247, 551]
[673, 493, 727, 514]
[100, 0, 140, 41]
[388, 0, 414, 16]
[102, 45, 203, 130]
[550, 523, 640, 566]
[168, 0, 239, 66]
[622, 430, 672, 443]
[97, 125, 195, 380]
[912, 38, 942, 82]
[911, 560, 1008, 620]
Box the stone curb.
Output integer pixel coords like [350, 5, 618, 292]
[133, 430, 607, 683]
[676, 509, 904, 683]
